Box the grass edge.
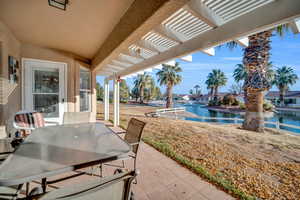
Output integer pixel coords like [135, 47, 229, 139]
[142, 136, 256, 200]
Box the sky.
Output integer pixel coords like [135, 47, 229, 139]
[97, 30, 300, 95]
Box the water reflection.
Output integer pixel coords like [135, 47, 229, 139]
[180, 104, 300, 134]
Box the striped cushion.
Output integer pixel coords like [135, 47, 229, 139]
[14, 112, 45, 129]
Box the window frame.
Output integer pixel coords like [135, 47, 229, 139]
[79, 67, 91, 112]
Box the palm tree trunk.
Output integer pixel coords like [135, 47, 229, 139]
[279, 87, 285, 107]
[210, 88, 214, 100]
[140, 86, 144, 104]
[242, 31, 272, 132]
[166, 85, 173, 108]
[243, 89, 264, 131]
[214, 87, 218, 98]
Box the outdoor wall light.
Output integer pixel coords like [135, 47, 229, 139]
[48, 0, 69, 10]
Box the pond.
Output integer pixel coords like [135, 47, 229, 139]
[180, 104, 300, 134]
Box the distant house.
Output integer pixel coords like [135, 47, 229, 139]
[181, 95, 190, 101]
[198, 94, 210, 104]
[175, 94, 190, 101]
[265, 91, 300, 107]
[197, 92, 245, 104]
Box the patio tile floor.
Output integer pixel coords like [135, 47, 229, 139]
[129, 142, 235, 200]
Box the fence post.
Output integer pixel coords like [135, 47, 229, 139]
[276, 121, 280, 129]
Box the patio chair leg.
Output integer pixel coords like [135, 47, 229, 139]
[42, 178, 47, 193]
[25, 182, 30, 196]
[90, 166, 94, 176]
[99, 164, 103, 177]
[133, 157, 138, 184]
[12, 184, 23, 200]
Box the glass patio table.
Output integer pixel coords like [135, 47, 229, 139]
[0, 123, 131, 187]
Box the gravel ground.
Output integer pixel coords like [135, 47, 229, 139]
[98, 103, 300, 199]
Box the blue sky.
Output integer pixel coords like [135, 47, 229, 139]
[97, 30, 300, 94]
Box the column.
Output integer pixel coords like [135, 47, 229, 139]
[113, 78, 120, 127]
[91, 70, 97, 122]
[104, 78, 109, 121]
[116, 79, 120, 126]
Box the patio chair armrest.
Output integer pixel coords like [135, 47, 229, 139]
[129, 142, 140, 146]
[116, 130, 127, 135]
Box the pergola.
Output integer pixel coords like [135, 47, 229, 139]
[94, 0, 300, 126]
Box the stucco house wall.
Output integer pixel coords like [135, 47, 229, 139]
[0, 21, 21, 129]
[0, 20, 96, 137]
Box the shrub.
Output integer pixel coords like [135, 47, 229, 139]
[120, 99, 128, 103]
[263, 100, 275, 111]
[238, 101, 274, 111]
[232, 100, 239, 106]
[239, 102, 246, 110]
[208, 98, 221, 106]
[221, 94, 239, 106]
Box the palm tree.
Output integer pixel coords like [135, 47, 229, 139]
[131, 86, 139, 102]
[96, 82, 104, 101]
[205, 69, 227, 98]
[133, 73, 153, 104]
[233, 62, 275, 84]
[273, 66, 298, 106]
[225, 25, 290, 132]
[205, 79, 214, 99]
[194, 85, 200, 95]
[144, 77, 156, 101]
[233, 64, 247, 83]
[119, 80, 130, 102]
[242, 31, 273, 132]
[156, 62, 182, 108]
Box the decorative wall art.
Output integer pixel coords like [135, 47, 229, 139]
[8, 56, 19, 84]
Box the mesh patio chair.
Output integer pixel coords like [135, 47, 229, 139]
[0, 185, 24, 200]
[0, 138, 14, 165]
[63, 112, 94, 124]
[100, 118, 146, 178]
[13, 111, 45, 138]
[34, 170, 137, 200]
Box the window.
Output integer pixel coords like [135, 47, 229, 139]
[79, 68, 91, 112]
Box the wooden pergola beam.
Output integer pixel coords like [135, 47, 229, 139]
[92, 0, 190, 71]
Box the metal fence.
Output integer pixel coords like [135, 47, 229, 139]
[193, 116, 300, 133]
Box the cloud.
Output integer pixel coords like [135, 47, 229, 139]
[221, 56, 242, 61]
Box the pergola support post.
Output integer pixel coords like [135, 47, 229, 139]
[113, 77, 120, 127]
[104, 78, 110, 121]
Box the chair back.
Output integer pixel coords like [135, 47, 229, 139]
[125, 118, 146, 154]
[38, 170, 137, 200]
[13, 111, 45, 136]
[63, 112, 94, 124]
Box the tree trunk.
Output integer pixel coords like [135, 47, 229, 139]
[166, 85, 173, 108]
[139, 86, 144, 104]
[214, 87, 218, 98]
[210, 88, 214, 100]
[279, 87, 285, 107]
[243, 89, 264, 132]
[242, 31, 272, 132]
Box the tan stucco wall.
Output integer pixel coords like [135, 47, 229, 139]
[0, 20, 96, 133]
[0, 21, 21, 129]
